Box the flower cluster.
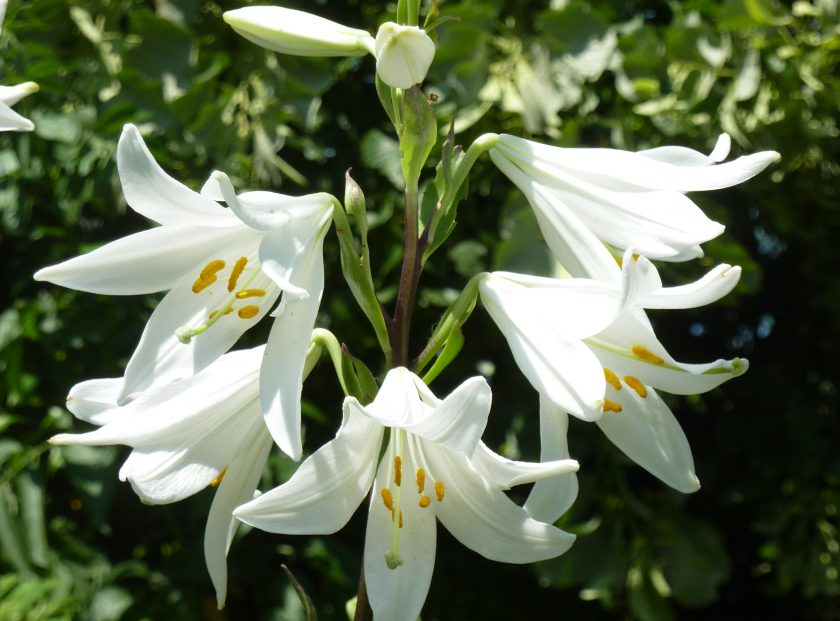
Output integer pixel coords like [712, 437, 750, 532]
[35, 2, 780, 619]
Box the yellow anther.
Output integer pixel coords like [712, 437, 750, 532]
[603, 399, 623, 413]
[419, 495, 431, 508]
[416, 468, 426, 494]
[604, 368, 621, 391]
[236, 288, 266, 299]
[380, 488, 394, 511]
[632, 253, 640, 261]
[632, 345, 664, 365]
[208, 307, 234, 320]
[228, 257, 248, 292]
[192, 259, 226, 293]
[623, 375, 648, 398]
[393, 456, 402, 487]
[399, 511, 403, 528]
[434, 481, 445, 502]
[209, 467, 228, 487]
[238, 305, 260, 319]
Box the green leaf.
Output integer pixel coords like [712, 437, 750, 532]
[399, 86, 437, 190]
[16, 467, 49, 568]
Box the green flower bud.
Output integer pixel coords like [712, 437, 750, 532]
[374, 22, 435, 89]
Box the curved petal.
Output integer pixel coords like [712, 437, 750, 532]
[119, 447, 224, 504]
[422, 440, 576, 563]
[234, 408, 383, 534]
[34, 225, 242, 295]
[117, 125, 235, 227]
[364, 449, 436, 621]
[259, 234, 326, 460]
[66, 378, 122, 425]
[525, 397, 579, 523]
[205, 427, 273, 609]
[589, 310, 749, 395]
[0, 101, 33, 132]
[0, 82, 39, 107]
[119, 248, 277, 401]
[596, 384, 700, 493]
[640, 264, 741, 309]
[472, 441, 578, 489]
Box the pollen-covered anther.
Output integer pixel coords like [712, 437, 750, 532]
[380, 488, 394, 511]
[209, 466, 228, 487]
[623, 375, 648, 398]
[227, 256, 248, 292]
[434, 481, 445, 502]
[603, 399, 623, 413]
[604, 368, 621, 391]
[192, 259, 226, 293]
[419, 495, 431, 508]
[238, 305, 260, 319]
[393, 456, 402, 486]
[632, 345, 664, 365]
[235, 288, 266, 299]
[208, 307, 234, 320]
[399, 511, 404, 528]
[416, 468, 426, 494]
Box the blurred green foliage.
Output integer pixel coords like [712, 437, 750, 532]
[1, 0, 838, 619]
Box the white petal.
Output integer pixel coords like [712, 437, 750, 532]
[119, 261, 278, 401]
[66, 378, 122, 425]
[374, 23, 435, 89]
[117, 124, 235, 227]
[205, 427, 273, 609]
[259, 233, 326, 460]
[640, 264, 741, 309]
[119, 447, 224, 504]
[472, 441, 578, 489]
[590, 310, 749, 395]
[423, 440, 576, 562]
[525, 397, 579, 523]
[0, 82, 39, 107]
[0, 101, 33, 132]
[34, 225, 245, 295]
[234, 408, 383, 533]
[364, 449, 436, 621]
[597, 384, 700, 493]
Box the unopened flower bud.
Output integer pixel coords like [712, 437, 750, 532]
[374, 22, 435, 89]
[224, 6, 375, 57]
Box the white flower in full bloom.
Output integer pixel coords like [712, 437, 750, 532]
[223, 6, 375, 57]
[489, 133, 780, 281]
[50, 346, 272, 609]
[35, 124, 334, 459]
[374, 22, 435, 89]
[0, 1, 37, 132]
[235, 368, 578, 621]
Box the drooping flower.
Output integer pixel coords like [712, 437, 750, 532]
[0, 0, 38, 132]
[49, 346, 273, 609]
[223, 6, 375, 57]
[234, 368, 579, 621]
[489, 133, 780, 281]
[35, 124, 335, 459]
[482, 251, 748, 494]
[374, 22, 435, 89]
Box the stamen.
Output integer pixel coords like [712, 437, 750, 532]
[208, 307, 234, 320]
[228, 257, 248, 292]
[380, 488, 394, 512]
[604, 368, 621, 391]
[192, 259, 226, 293]
[419, 495, 431, 508]
[416, 468, 426, 494]
[434, 481, 445, 502]
[238, 305, 260, 319]
[235, 288, 266, 299]
[399, 511, 403, 528]
[209, 467, 228, 487]
[603, 399, 623, 413]
[623, 376, 648, 398]
[393, 456, 402, 486]
[632, 345, 664, 365]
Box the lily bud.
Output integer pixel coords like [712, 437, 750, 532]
[223, 6, 375, 57]
[374, 22, 435, 89]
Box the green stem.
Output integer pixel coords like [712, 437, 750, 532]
[391, 184, 421, 367]
[413, 272, 486, 373]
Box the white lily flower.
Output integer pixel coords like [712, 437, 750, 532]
[489, 133, 780, 281]
[49, 346, 273, 609]
[235, 368, 579, 621]
[374, 22, 435, 89]
[34, 123, 334, 459]
[223, 6, 375, 57]
[0, 1, 38, 132]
